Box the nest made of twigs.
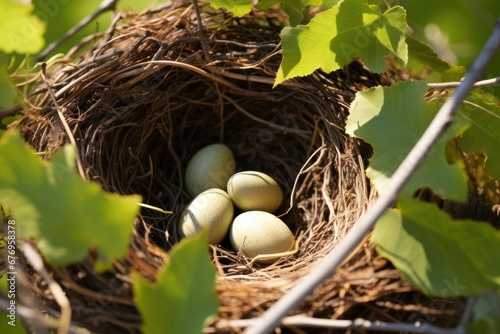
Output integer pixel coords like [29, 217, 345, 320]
[14, 2, 465, 333]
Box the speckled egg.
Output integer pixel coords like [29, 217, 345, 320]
[185, 143, 235, 197]
[227, 171, 283, 212]
[229, 211, 295, 264]
[179, 188, 234, 245]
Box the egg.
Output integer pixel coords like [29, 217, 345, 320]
[227, 171, 283, 212]
[178, 188, 234, 245]
[185, 143, 235, 197]
[230, 211, 295, 264]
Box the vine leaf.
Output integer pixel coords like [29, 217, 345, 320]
[458, 92, 500, 181]
[275, 0, 410, 86]
[372, 197, 500, 297]
[346, 80, 469, 201]
[406, 36, 466, 82]
[209, 0, 253, 17]
[0, 0, 45, 54]
[0, 131, 141, 267]
[257, 0, 322, 26]
[133, 229, 219, 334]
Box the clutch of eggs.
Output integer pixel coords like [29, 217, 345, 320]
[180, 143, 295, 264]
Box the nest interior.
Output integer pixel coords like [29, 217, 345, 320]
[16, 2, 464, 333]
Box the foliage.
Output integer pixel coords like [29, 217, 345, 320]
[406, 36, 465, 82]
[276, 0, 410, 85]
[133, 229, 219, 334]
[372, 197, 500, 296]
[0, 0, 45, 55]
[0, 131, 141, 268]
[399, 0, 500, 85]
[346, 80, 469, 201]
[209, 0, 253, 17]
[31, 0, 154, 59]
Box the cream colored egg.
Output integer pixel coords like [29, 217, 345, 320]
[227, 171, 283, 212]
[230, 211, 295, 264]
[179, 188, 234, 245]
[185, 143, 235, 197]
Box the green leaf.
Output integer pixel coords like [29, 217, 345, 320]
[346, 80, 469, 201]
[209, 0, 253, 17]
[459, 92, 500, 181]
[372, 197, 500, 297]
[0, 131, 141, 267]
[257, 0, 322, 26]
[406, 36, 465, 82]
[0, 0, 45, 54]
[275, 0, 410, 86]
[133, 229, 219, 334]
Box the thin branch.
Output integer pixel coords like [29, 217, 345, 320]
[192, 0, 210, 60]
[428, 76, 500, 89]
[22, 243, 72, 334]
[244, 17, 500, 334]
[214, 315, 466, 334]
[36, 0, 118, 61]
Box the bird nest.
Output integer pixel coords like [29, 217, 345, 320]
[14, 1, 464, 333]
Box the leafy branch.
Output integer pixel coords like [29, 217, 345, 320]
[245, 17, 500, 334]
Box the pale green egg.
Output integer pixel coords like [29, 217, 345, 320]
[229, 211, 295, 264]
[227, 171, 283, 212]
[185, 143, 235, 197]
[179, 188, 234, 245]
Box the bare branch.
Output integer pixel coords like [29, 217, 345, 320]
[244, 17, 500, 334]
[428, 76, 500, 89]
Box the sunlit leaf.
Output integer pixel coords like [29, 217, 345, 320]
[0, 131, 141, 267]
[276, 0, 410, 85]
[0, 0, 45, 54]
[133, 229, 219, 334]
[346, 80, 469, 201]
[257, 0, 322, 26]
[372, 197, 500, 296]
[209, 0, 253, 17]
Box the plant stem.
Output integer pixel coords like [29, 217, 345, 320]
[428, 76, 500, 89]
[244, 17, 500, 334]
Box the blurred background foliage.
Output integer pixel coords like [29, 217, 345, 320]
[32, 0, 159, 57]
[399, 0, 499, 82]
